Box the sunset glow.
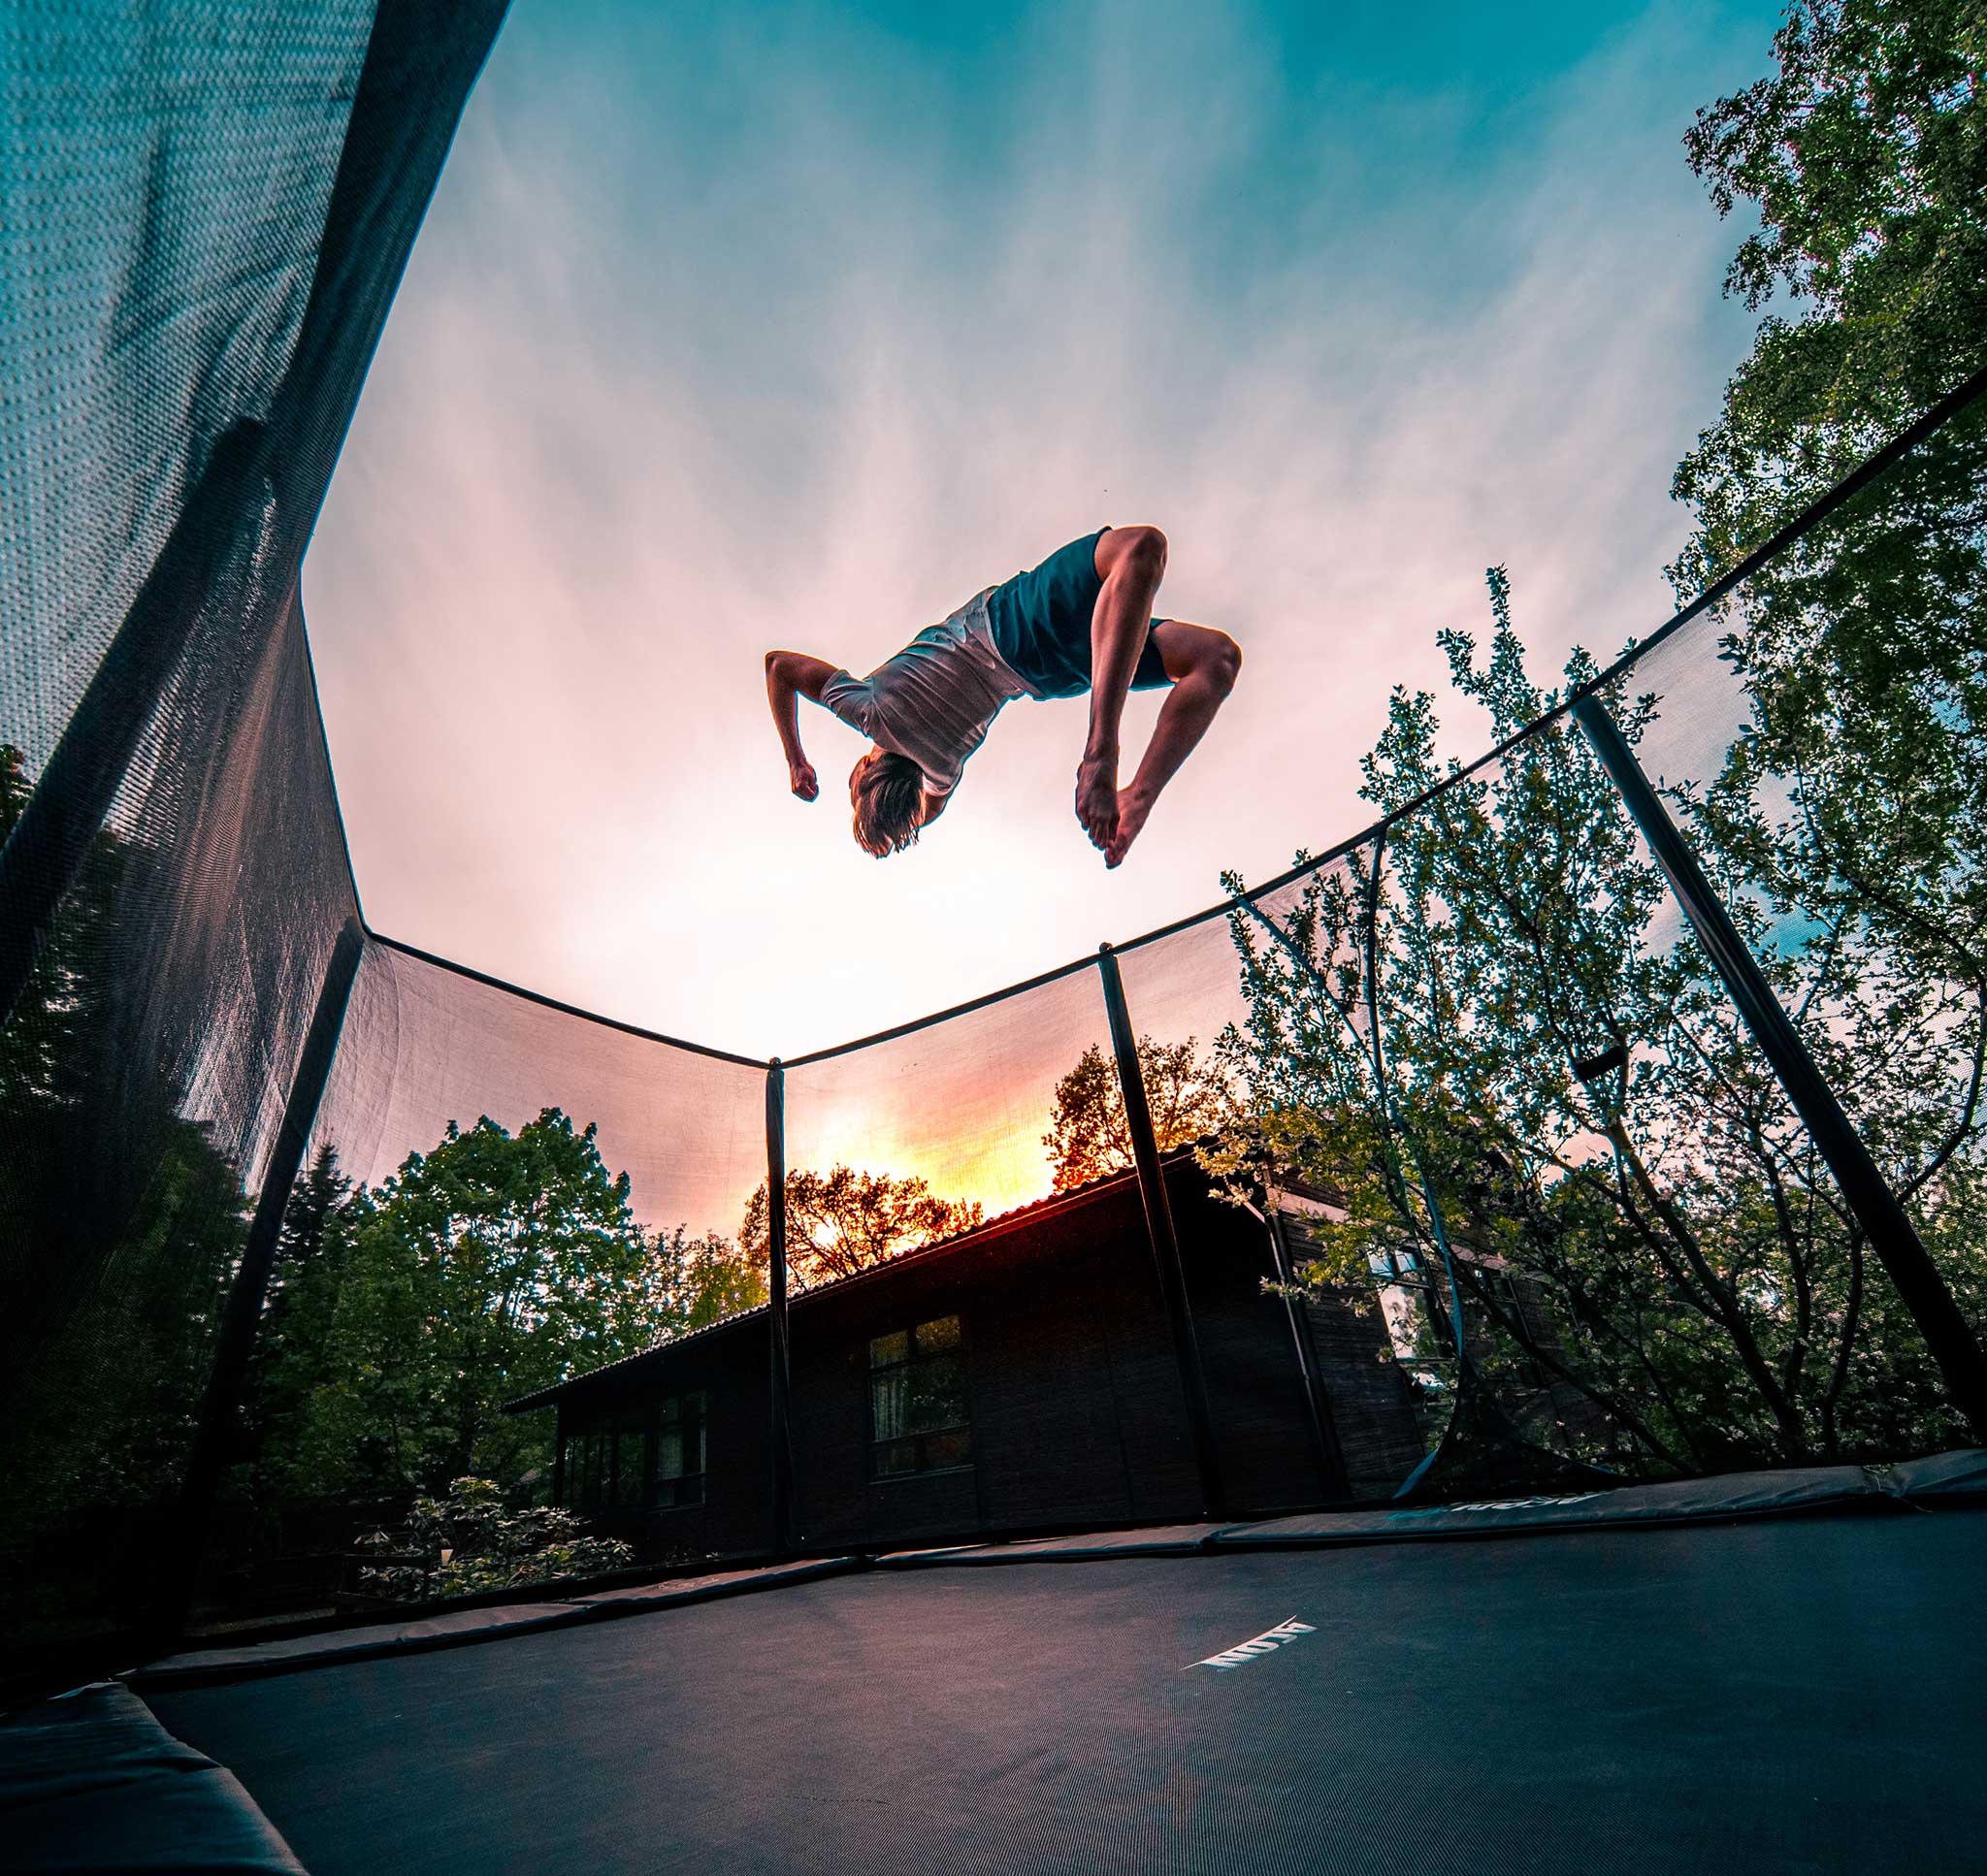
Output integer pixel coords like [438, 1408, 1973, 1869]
[306, 0, 1779, 1094]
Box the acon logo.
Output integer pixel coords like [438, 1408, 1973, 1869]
[1188, 1617, 1317, 1671]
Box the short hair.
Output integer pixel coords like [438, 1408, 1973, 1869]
[852, 751, 925, 857]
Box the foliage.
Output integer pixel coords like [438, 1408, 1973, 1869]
[1207, 567, 1985, 1472]
[354, 1475, 635, 1602]
[244, 1143, 357, 1495]
[271, 1110, 709, 1498]
[1205, 0, 1987, 1484]
[1043, 1035, 1232, 1191]
[653, 1220, 769, 1330]
[1, 743, 253, 1640]
[740, 1164, 984, 1286]
[1674, 0, 1986, 589]
[0, 745, 123, 1116]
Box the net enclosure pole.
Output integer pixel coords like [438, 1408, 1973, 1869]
[1096, 944, 1226, 1519]
[765, 1059, 796, 1553]
[1571, 694, 1987, 1441]
[148, 914, 367, 1638]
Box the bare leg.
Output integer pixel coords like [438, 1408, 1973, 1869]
[1106, 619, 1241, 866]
[1076, 527, 1169, 856]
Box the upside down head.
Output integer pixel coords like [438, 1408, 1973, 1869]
[849, 748, 926, 857]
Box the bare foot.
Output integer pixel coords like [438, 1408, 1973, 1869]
[1105, 788, 1154, 867]
[1075, 754, 1119, 853]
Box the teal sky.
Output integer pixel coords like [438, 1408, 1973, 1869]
[309, 0, 1786, 1059]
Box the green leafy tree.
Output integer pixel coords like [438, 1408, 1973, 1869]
[649, 1221, 767, 1330]
[1666, 0, 1987, 1443]
[288, 1109, 682, 1496]
[1043, 1035, 1232, 1191]
[740, 1166, 984, 1286]
[1674, 0, 1986, 586]
[244, 1142, 357, 1495]
[1208, 570, 1984, 1472]
[1672, 6, 1987, 1085]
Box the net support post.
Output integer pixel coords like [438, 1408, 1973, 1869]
[1096, 944, 1227, 1520]
[765, 1058, 796, 1553]
[1571, 693, 1987, 1440]
[147, 914, 367, 1641]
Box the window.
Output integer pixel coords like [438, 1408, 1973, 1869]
[654, 1390, 707, 1507]
[562, 1391, 707, 1510]
[610, 1410, 651, 1509]
[869, 1315, 971, 1477]
[565, 1426, 607, 1509]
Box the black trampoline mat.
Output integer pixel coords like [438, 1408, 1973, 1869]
[149, 1512, 1987, 1876]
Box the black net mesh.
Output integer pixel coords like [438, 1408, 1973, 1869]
[2, 0, 1982, 1663]
[1117, 865, 1444, 1502]
[782, 967, 1119, 1266]
[1624, 392, 1987, 1421]
[315, 941, 766, 1244]
[0, 4, 503, 1655]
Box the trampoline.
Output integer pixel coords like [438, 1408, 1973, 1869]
[6, 8, 1987, 1874]
[10, 1466, 1986, 1875]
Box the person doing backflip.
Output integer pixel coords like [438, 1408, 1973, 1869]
[764, 526, 1241, 867]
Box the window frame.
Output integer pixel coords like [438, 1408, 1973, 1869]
[562, 1389, 709, 1512]
[867, 1313, 974, 1481]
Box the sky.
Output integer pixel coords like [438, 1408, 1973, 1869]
[307, 0, 1784, 1070]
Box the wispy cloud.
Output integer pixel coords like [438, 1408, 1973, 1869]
[307, 0, 1769, 1067]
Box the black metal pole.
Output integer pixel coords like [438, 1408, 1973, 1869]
[147, 914, 367, 1638]
[1263, 1204, 1352, 1500]
[0, 419, 268, 1035]
[765, 1058, 796, 1553]
[1572, 693, 1987, 1441]
[1096, 945, 1226, 1519]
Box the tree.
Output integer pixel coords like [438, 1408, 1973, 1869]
[1665, 0, 1987, 1447]
[244, 1142, 358, 1496]
[649, 1222, 767, 1331]
[1207, 11, 1987, 1476]
[740, 1165, 984, 1286]
[1043, 1036, 1231, 1191]
[1674, 0, 1987, 591]
[284, 1109, 683, 1497]
[1207, 569, 1985, 1474]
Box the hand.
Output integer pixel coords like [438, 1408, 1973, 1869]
[790, 760, 818, 801]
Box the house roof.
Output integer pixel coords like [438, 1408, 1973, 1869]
[503, 1149, 1205, 1414]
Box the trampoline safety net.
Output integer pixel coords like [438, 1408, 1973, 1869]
[3, 2, 1985, 1667]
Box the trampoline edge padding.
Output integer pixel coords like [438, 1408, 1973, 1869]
[1885, 1444, 1987, 1499]
[880, 1524, 1229, 1565]
[116, 1453, 1987, 1687]
[874, 1453, 1987, 1566]
[1213, 1461, 1888, 1546]
[0, 1682, 308, 1874]
[126, 1557, 863, 1692]
[1215, 1452, 1987, 1546]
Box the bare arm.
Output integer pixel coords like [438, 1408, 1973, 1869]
[765, 650, 837, 799]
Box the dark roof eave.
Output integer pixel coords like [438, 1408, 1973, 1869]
[501, 1149, 1204, 1415]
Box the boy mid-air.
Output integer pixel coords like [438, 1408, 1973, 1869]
[764, 526, 1241, 867]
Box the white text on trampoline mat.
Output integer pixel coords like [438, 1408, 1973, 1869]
[1188, 1617, 1317, 1670]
